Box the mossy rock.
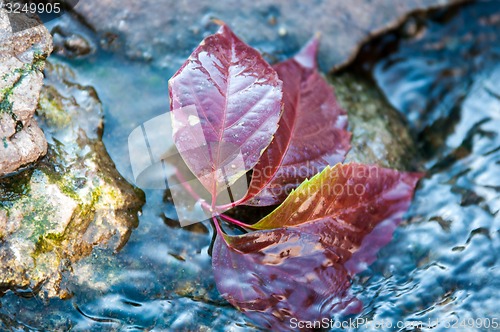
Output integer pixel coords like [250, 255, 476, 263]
[330, 72, 418, 171]
[0, 61, 145, 297]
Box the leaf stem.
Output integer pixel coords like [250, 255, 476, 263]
[219, 213, 256, 230]
[216, 200, 243, 211]
[174, 168, 252, 229]
[212, 216, 223, 235]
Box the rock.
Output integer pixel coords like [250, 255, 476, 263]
[0, 9, 52, 177]
[0, 61, 145, 298]
[72, 0, 470, 71]
[51, 18, 96, 58]
[53, 31, 93, 58]
[330, 73, 418, 170]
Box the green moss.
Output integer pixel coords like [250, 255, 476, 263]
[0, 86, 14, 116]
[37, 144, 83, 202]
[37, 86, 71, 128]
[90, 186, 102, 206]
[31, 51, 47, 72]
[107, 187, 121, 204]
[2, 172, 62, 244]
[21, 197, 58, 242]
[1, 51, 46, 117]
[58, 177, 84, 201]
[3, 51, 46, 81]
[33, 232, 65, 256]
[0, 169, 34, 209]
[45, 166, 85, 203]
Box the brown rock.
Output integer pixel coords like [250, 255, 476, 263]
[0, 9, 52, 177]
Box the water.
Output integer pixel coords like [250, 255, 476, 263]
[1, 2, 499, 331]
[2, 15, 253, 332]
[351, 2, 500, 331]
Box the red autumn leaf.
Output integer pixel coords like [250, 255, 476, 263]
[213, 164, 422, 328]
[169, 23, 283, 200]
[212, 225, 361, 331]
[167, 24, 424, 330]
[239, 37, 351, 207]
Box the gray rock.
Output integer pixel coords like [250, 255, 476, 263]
[73, 0, 469, 71]
[0, 9, 52, 177]
[51, 18, 96, 59]
[0, 61, 145, 298]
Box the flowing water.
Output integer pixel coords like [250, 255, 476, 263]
[1, 1, 499, 331]
[351, 2, 500, 331]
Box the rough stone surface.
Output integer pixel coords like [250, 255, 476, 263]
[0, 61, 145, 298]
[0, 9, 52, 177]
[73, 0, 469, 71]
[330, 73, 418, 170]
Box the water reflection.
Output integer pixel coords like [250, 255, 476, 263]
[352, 2, 500, 330]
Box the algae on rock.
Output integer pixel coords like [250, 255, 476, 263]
[0, 61, 145, 298]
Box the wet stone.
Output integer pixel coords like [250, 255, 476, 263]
[0, 61, 145, 298]
[331, 73, 418, 171]
[0, 9, 52, 177]
[72, 0, 470, 71]
[50, 15, 96, 59]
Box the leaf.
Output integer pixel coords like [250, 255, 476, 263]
[212, 225, 362, 331]
[253, 163, 422, 230]
[241, 37, 351, 206]
[212, 164, 422, 328]
[169, 23, 283, 199]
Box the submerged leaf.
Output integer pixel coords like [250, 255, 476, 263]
[169, 23, 283, 199]
[241, 37, 351, 206]
[213, 164, 422, 328]
[213, 226, 361, 331]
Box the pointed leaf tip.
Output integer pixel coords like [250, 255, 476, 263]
[211, 18, 226, 26]
[169, 24, 283, 199]
[293, 35, 320, 69]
